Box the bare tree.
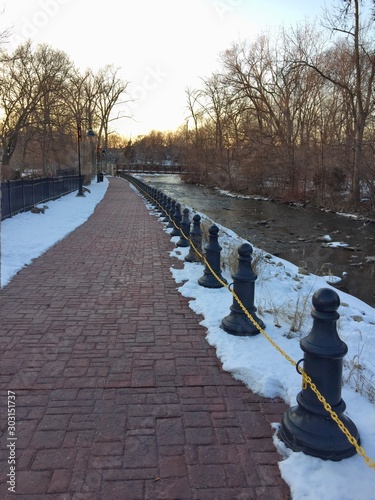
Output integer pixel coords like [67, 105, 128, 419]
[0, 42, 72, 169]
[0, 7, 11, 61]
[293, 0, 375, 206]
[185, 87, 205, 148]
[61, 68, 100, 179]
[220, 32, 314, 195]
[182, 8, 375, 209]
[0, 40, 130, 180]
[93, 65, 129, 150]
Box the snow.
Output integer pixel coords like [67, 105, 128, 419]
[154, 199, 375, 498]
[216, 186, 269, 201]
[324, 241, 349, 248]
[1, 175, 375, 498]
[1, 177, 109, 287]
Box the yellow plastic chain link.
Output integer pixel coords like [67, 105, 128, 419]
[131, 177, 375, 471]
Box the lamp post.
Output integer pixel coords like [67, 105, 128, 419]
[96, 148, 105, 183]
[77, 121, 95, 197]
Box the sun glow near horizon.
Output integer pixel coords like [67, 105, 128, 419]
[1, 0, 326, 138]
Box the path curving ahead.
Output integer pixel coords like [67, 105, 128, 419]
[0, 177, 290, 499]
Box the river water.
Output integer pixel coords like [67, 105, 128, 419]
[140, 174, 375, 308]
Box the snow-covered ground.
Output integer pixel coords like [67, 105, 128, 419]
[165, 211, 375, 500]
[1, 175, 375, 499]
[1, 178, 109, 287]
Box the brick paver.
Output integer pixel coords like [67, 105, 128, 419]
[0, 177, 290, 499]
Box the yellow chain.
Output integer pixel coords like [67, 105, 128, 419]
[129, 176, 375, 471]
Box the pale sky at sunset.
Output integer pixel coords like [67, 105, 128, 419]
[1, 0, 327, 138]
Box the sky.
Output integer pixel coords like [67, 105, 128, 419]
[0, 0, 327, 138]
[1, 173, 375, 498]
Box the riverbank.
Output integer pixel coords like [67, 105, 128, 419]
[140, 174, 375, 308]
[180, 173, 375, 221]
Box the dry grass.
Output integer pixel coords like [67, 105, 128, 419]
[343, 336, 375, 403]
[221, 242, 239, 275]
[200, 220, 211, 245]
[258, 290, 312, 338]
[285, 293, 312, 337]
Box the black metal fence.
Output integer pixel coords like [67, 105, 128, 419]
[1, 175, 80, 220]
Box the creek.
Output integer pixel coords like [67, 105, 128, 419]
[141, 174, 375, 308]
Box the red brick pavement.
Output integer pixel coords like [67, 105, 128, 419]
[0, 177, 290, 499]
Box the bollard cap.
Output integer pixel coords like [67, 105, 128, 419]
[301, 288, 347, 357]
[193, 214, 201, 222]
[238, 242, 253, 257]
[209, 225, 219, 235]
[205, 225, 221, 251]
[312, 288, 340, 313]
[232, 242, 256, 281]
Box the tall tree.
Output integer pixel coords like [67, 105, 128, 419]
[294, 0, 375, 205]
[221, 32, 312, 193]
[0, 42, 72, 167]
[94, 65, 129, 150]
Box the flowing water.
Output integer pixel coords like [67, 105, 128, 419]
[141, 174, 375, 308]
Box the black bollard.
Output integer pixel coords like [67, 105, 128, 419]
[167, 200, 176, 228]
[162, 193, 168, 215]
[157, 191, 165, 216]
[146, 185, 152, 202]
[158, 193, 167, 217]
[185, 214, 203, 263]
[151, 188, 158, 209]
[221, 243, 265, 336]
[198, 225, 227, 288]
[170, 203, 182, 237]
[279, 288, 359, 461]
[163, 197, 172, 222]
[176, 208, 191, 247]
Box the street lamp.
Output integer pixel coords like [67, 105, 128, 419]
[77, 122, 95, 197]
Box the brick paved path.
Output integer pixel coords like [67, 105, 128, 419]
[0, 177, 290, 499]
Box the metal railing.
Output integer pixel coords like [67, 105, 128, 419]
[117, 163, 190, 174]
[1, 175, 80, 220]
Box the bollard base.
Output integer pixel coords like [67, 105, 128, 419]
[185, 252, 202, 263]
[279, 404, 359, 461]
[221, 311, 264, 336]
[176, 239, 190, 248]
[198, 271, 227, 289]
